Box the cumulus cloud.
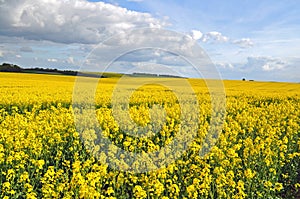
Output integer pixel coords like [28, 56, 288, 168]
[215, 62, 234, 69]
[261, 63, 285, 71]
[189, 30, 229, 43]
[202, 31, 229, 43]
[190, 30, 203, 40]
[189, 30, 255, 49]
[216, 56, 294, 82]
[233, 38, 254, 48]
[0, 0, 166, 44]
[81, 28, 215, 79]
[242, 56, 286, 72]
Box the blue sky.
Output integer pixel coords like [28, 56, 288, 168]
[0, 0, 299, 82]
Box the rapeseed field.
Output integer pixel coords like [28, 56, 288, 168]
[0, 72, 299, 198]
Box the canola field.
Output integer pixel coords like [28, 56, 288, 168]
[0, 72, 299, 199]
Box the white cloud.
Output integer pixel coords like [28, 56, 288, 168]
[216, 56, 295, 82]
[189, 30, 254, 49]
[216, 62, 234, 69]
[0, 0, 166, 44]
[47, 58, 58, 62]
[190, 30, 203, 40]
[262, 64, 272, 71]
[202, 31, 229, 43]
[188, 30, 230, 43]
[261, 62, 285, 71]
[81, 28, 213, 79]
[16, 54, 21, 58]
[242, 56, 286, 72]
[233, 38, 254, 48]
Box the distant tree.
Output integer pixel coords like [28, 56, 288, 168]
[0, 63, 22, 72]
[242, 78, 246, 81]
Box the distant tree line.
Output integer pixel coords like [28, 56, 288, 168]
[24, 67, 78, 76]
[0, 63, 110, 78]
[0, 63, 77, 76]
